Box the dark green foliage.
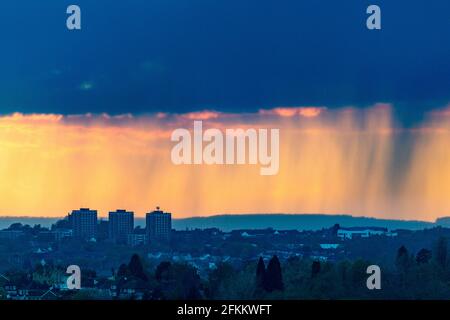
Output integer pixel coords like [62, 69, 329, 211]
[396, 245, 411, 273]
[206, 263, 235, 299]
[265, 255, 283, 292]
[434, 237, 448, 269]
[255, 257, 266, 291]
[128, 254, 148, 281]
[81, 269, 97, 287]
[7, 244, 450, 300]
[311, 261, 321, 278]
[416, 248, 432, 264]
[117, 263, 128, 278]
[155, 261, 172, 281]
[154, 262, 202, 299]
[97, 243, 450, 299]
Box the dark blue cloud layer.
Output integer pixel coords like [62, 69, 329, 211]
[0, 0, 449, 125]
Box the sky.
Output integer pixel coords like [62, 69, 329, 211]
[0, 1, 449, 219]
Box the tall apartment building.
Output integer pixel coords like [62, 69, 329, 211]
[146, 207, 171, 242]
[69, 208, 98, 240]
[108, 209, 134, 244]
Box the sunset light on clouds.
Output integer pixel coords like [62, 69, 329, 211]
[0, 104, 449, 221]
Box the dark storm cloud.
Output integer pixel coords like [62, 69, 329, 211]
[0, 0, 448, 125]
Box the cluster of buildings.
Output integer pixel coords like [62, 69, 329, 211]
[336, 227, 398, 240]
[67, 207, 172, 245]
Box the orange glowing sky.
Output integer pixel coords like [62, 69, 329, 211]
[0, 103, 449, 221]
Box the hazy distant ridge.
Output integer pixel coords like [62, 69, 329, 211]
[171, 214, 435, 232]
[0, 214, 439, 232]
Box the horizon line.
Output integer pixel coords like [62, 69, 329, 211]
[0, 212, 442, 223]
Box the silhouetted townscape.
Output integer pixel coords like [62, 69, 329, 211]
[2, 208, 450, 300]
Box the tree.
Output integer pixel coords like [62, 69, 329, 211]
[8, 223, 23, 230]
[265, 255, 283, 292]
[311, 261, 321, 278]
[350, 259, 369, 293]
[434, 237, 448, 269]
[128, 254, 148, 281]
[117, 264, 128, 279]
[154, 262, 202, 299]
[255, 257, 266, 291]
[396, 245, 411, 273]
[330, 224, 340, 237]
[81, 269, 97, 288]
[416, 248, 432, 264]
[155, 261, 172, 282]
[51, 218, 71, 230]
[207, 263, 235, 299]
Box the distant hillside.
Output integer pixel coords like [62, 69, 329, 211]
[171, 214, 435, 232]
[0, 217, 60, 230]
[0, 214, 438, 232]
[435, 217, 450, 228]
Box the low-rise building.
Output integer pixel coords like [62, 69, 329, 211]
[127, 233, 148, 247]
[337, 227, 387, 240]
